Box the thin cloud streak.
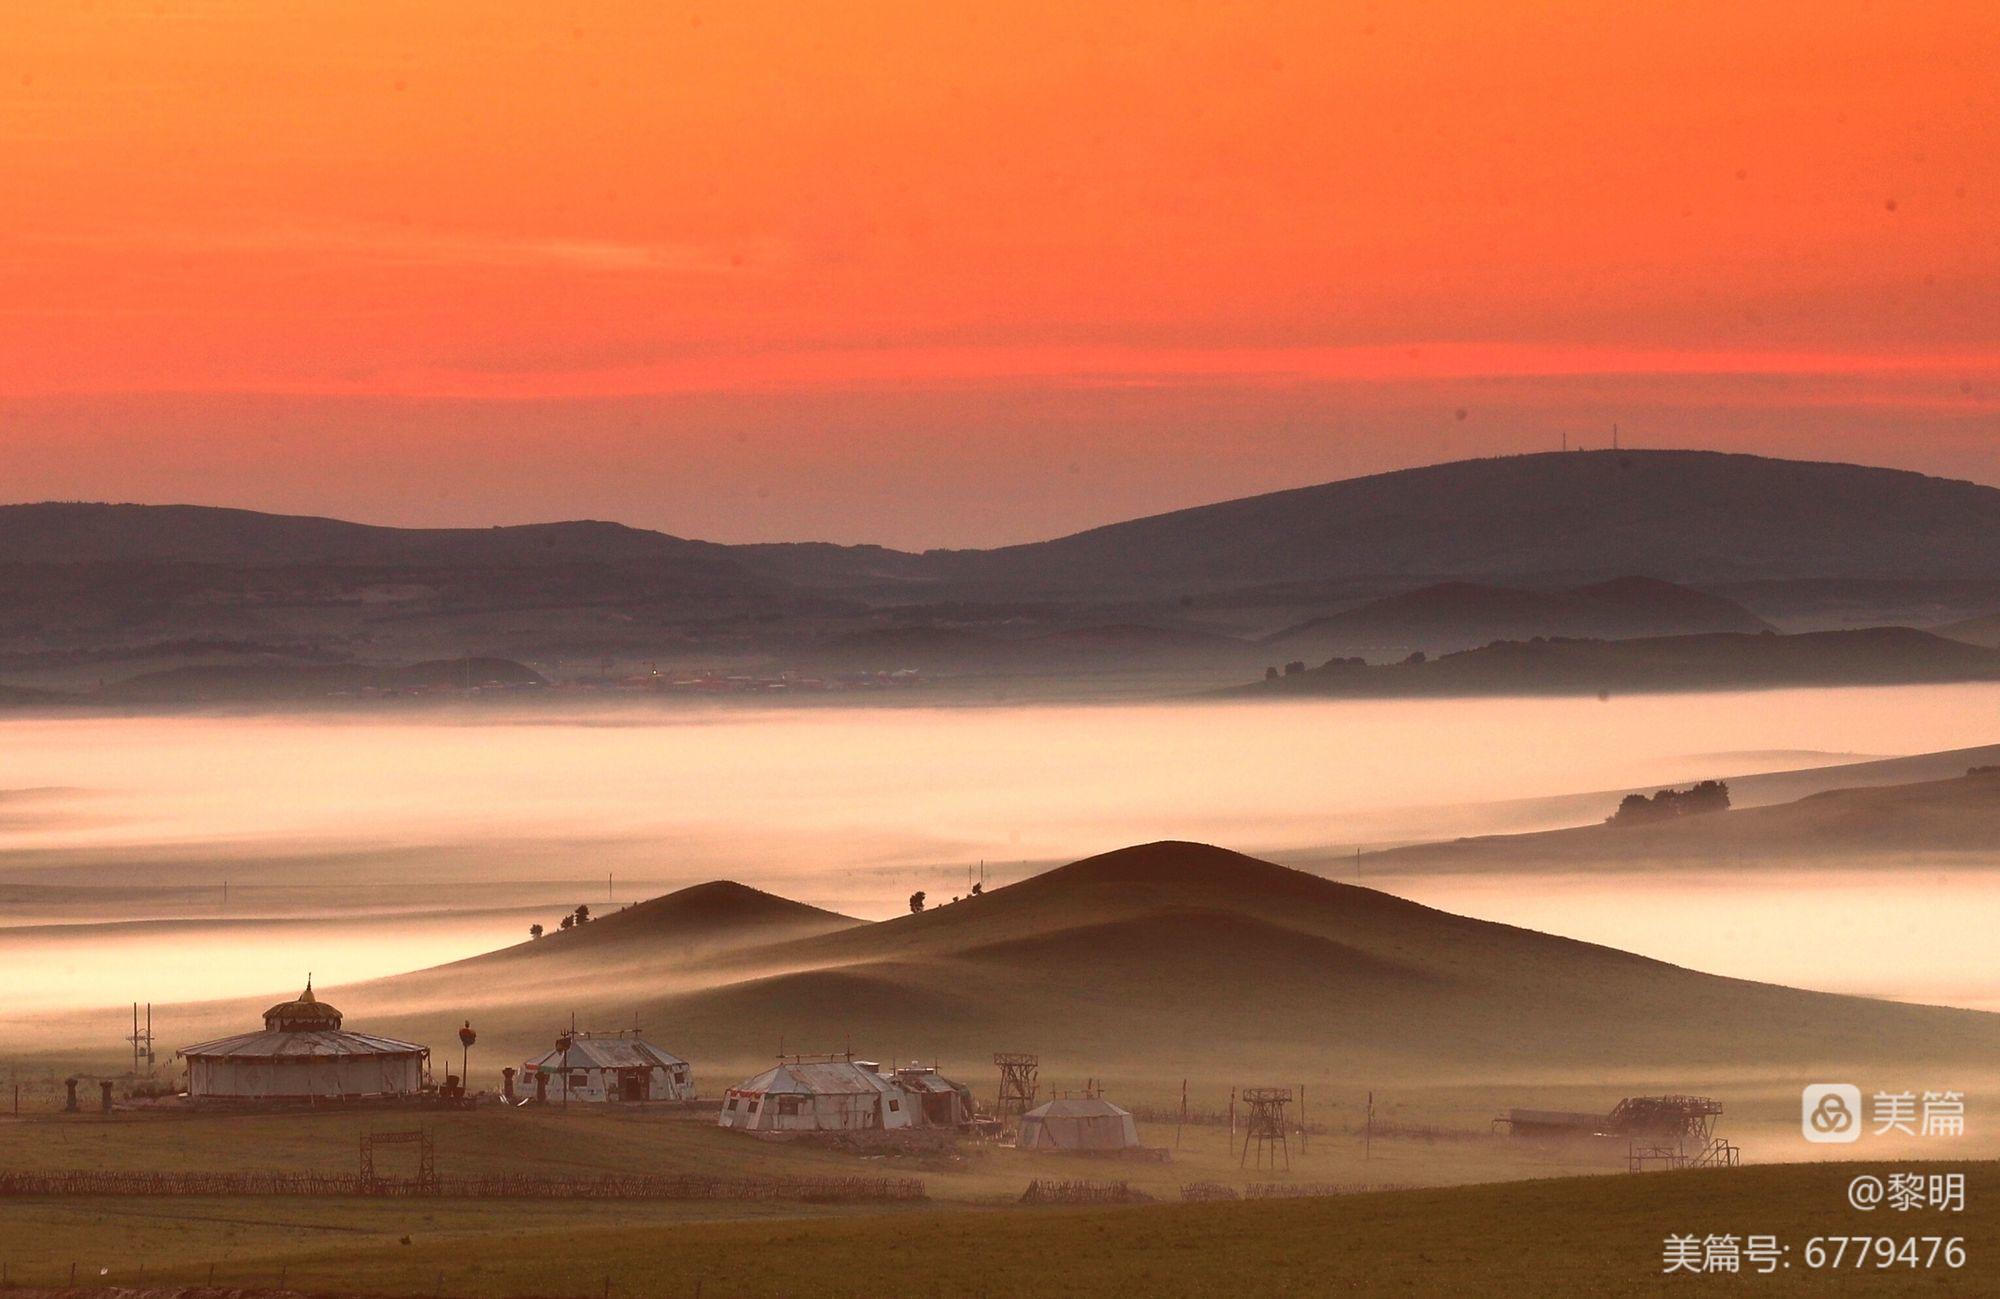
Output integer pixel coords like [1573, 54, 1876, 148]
[9, 341, 1995, 403]
[16, 223, 778, 277]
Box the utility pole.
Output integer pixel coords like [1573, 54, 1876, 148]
[558, 1029, 572, 1109]
[458, 1022, 477, 1095]
[126, 1003, 154, 1078]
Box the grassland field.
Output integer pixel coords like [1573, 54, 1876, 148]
[0, 1152, 1986, 1297]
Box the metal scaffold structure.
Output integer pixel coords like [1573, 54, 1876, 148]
[1240, 1087, 1292, 1171]
[994, 1052, 1039, 1119]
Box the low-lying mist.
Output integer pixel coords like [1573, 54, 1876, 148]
[4, 685, 1999, 1021]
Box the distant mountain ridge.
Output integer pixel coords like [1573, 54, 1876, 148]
[11, 451, 2000, 587]
[10, 450, 2000, 688]
[0, 502, 731, 568]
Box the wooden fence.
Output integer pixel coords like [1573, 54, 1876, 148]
[0, 1170, 924, 1202]
[1019, 1178, 1153, 1205]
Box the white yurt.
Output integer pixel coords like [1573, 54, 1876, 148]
[178, 981, 429, 1101]
[518, 1034, 694, 1103]
[718, 1059, 914, 1132]
[1016, 1097, 1142, 1151]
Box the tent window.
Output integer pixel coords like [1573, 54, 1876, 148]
[725, 1097, 738, 1111]
[570, 1072, 588, 1087]
[887, 1099, 900, 1112]
[776, 1095, 802, 1115]
[747, 1099, 760, 1113]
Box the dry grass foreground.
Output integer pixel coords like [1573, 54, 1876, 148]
[0, 1161, 1988, 1297]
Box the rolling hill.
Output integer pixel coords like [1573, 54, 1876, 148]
[330, 841, 1999, 1085]
[1240, 626, 2000, 698]
[452, 880, 862, 969]
[1937, 608, 2000, 648]
[918, 449, 2000, 592]
[1261, 576, 1771, 662]
[341, 881, 864, 1013]
[1361, 768, 2000, 875]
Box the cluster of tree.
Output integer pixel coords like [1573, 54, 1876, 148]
[528, 903, 592, 939]
[908, 881, 982, 913]
[1607, 780, 1731, 826]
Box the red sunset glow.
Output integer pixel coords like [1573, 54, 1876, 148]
[3, 1, 1995, 545]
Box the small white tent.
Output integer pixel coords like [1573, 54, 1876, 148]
[1016, 1097, 1142, 1151]
[519, 1035, 693, 1103]
[718, 1060, 914, 1132]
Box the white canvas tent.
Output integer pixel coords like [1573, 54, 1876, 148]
[718, 1060, 915, 1132]
[178, 981, 429, 1101]
[1016, 1097, 1142, 1151]
[519, 1035, 693, 1103]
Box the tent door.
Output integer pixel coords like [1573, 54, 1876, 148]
[621, 1071, 645, 1102]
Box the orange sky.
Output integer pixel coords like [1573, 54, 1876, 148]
[2, 2, 1996, 546]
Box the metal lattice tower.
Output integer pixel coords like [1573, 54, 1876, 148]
[1240, 1087, 1293, 1170]
[994, 1052, 1039, 1118]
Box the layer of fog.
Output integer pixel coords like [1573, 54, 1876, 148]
[4, 684, 1999, 1017]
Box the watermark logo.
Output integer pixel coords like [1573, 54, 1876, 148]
[1803, 1083, 1861, 1143]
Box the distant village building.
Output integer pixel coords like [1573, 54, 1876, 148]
[516, 1033, 694, 1103]
[718, 1057, 973, 1133]
[177, 981, 430, 1101]
[1015, 1097, 1143, 1151]
[888, 1063, 975, 1127]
